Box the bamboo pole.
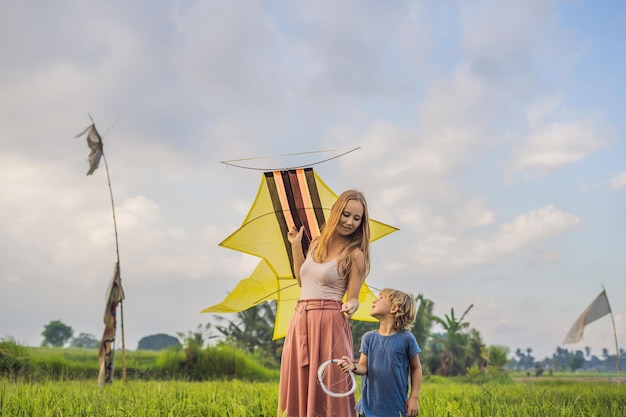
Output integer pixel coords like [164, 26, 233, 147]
[90, 114, 126, 383]
[603, 287, 620, 384]
[101, 151, 126, 383]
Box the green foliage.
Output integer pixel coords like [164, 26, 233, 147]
[138, 333, 182, 351]
[570, 350, 586, 371]
[70, 333, 99, 348]
[411, 293, 435, 348]
[155, 348, 184, 377]
[177, 323, 222, 351]
[348, 319, 378, 358]
[0, 338, 33, 381]
[190, 345, 277, 381]
[215, 302, 284, 366]
[427, 304, 477, 376]
[41, 320, 74, 347]
[0, 339, 277, 382]
[486, 345, 510, 370]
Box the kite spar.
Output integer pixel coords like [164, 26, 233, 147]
[74, 116, 126, 385]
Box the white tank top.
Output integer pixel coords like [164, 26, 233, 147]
[299, 255, 347, 301]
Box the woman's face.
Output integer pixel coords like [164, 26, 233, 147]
[335, 199, 364, 237]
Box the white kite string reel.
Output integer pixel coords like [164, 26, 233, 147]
[317, 358, 357, 398]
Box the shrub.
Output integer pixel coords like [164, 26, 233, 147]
[0, 337, 33, 381]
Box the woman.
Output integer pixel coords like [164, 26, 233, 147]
[278, 190, 371, 417]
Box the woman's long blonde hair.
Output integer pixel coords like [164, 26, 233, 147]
[311, 190, 371, 279]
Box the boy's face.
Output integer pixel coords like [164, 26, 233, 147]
[370, 293, 394, 318]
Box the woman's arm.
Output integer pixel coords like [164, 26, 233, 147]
[340, 249, 365, 317]
[287, 226, 305, 286]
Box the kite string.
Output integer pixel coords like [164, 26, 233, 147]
[220, 147, 361, 171]
[222, 148, 343, 162]
[317, 310, 358, 397]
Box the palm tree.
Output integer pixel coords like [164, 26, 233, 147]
[411, 293, 434, 348]
[466, 328, 487, 369]
[486, 345, 510, 370]
[431, 304, 474, 375]
[215, 301, 284, 364]
[177, 323, 217, 349]
[434, 304, 473, 334]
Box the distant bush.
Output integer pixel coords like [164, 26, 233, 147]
[0, 338, 277, 382]
[137, 334, 181, 351]
[0, 337, 33, 381]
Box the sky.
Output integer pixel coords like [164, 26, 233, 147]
[1, 0, 625, 361]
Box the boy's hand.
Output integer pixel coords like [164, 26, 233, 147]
[405, 397, 419, 416]
[337, 356, 355, 374]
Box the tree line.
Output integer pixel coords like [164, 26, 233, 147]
[40, 293, 623, 377]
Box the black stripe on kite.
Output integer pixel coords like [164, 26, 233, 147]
[303, 168, 326, 232]
[264, 171, 294, 274]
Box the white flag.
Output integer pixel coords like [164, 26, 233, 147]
[562, 290, 611, 345]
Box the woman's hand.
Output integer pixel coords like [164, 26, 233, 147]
[287, 225, 304, 244]
[340, 299, 359, 318]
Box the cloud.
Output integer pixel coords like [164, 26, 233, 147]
[512, 117, 605, 173]
[414, 205, 581, 271]
[609, 172, 626, 190]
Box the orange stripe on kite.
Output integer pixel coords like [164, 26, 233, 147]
[272, 171, 296, 231]
[295, 169, 320, 239]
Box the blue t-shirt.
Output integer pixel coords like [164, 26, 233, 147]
[356, 330, 421, 417]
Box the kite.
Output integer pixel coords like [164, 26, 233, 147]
[202, 167, 398, 339]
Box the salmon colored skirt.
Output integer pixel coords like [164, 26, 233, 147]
[278, 299, 356, 417]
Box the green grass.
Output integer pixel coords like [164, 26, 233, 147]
[1, 378, 624, 416]
[0, 379, 278, 416]
[2, 341, 624, 416]
[1, 340, 278, 382]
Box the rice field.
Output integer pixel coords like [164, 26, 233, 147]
[1, 378, 625, 417]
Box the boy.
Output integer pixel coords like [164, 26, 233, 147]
[339, 288, 422, 417]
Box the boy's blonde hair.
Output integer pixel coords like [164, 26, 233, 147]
[380, 288, 417, 330]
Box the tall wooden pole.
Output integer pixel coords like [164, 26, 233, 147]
[603, 285, 620, 384]
[101, 151, 126, 382]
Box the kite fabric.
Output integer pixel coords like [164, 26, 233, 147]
[98, 263, 125, 387]
[562, 290, 612, 345]
[75, 123, 104, 175]
[202, 168, 399, 339]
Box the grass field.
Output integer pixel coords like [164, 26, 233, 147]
[1, 342, 624, 416]
[2, 377, 625, 417]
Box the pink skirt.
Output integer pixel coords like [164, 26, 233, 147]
[278, 299, 356, 417]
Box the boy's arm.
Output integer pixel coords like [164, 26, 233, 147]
[405, 354, 422, 417]
[339, 353, 368, 375]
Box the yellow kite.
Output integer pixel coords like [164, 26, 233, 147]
[202, 168, 398, 339]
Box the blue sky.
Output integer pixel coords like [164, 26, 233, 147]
[1, 0, 624, 360]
